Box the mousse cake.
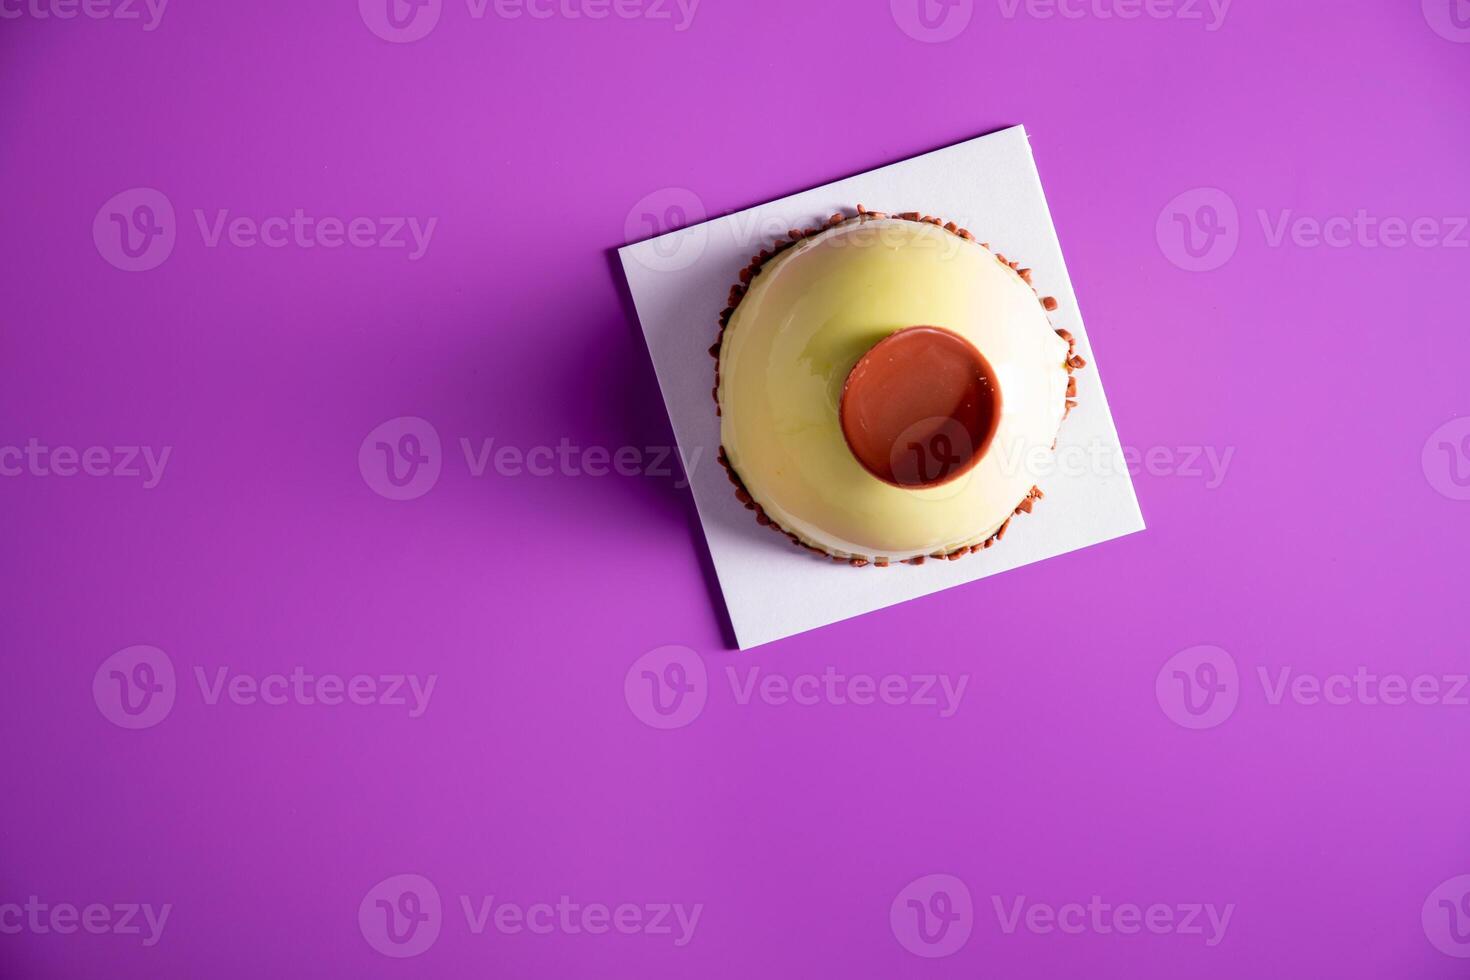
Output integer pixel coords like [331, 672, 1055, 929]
[712, 207, 1085, 566]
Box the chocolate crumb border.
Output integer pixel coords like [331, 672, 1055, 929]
[710, 206, 1086, 568]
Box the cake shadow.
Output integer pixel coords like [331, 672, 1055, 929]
[603, 246, 739, 650]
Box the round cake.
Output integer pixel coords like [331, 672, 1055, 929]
[712, 207, 1084, 567]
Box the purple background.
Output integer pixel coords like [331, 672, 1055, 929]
[3, 0, 1469, 976]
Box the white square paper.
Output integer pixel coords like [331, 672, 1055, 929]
[619, 125, 1144, 649]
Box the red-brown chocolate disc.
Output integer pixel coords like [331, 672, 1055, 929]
[839, 326, 1002, 489]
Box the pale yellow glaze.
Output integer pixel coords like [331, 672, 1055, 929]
[717, 217, 1070, 561]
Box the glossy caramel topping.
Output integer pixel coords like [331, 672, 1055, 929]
[840, 326, 1001, 488]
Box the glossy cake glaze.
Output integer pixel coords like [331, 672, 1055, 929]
[712, 208, 1085, 567]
